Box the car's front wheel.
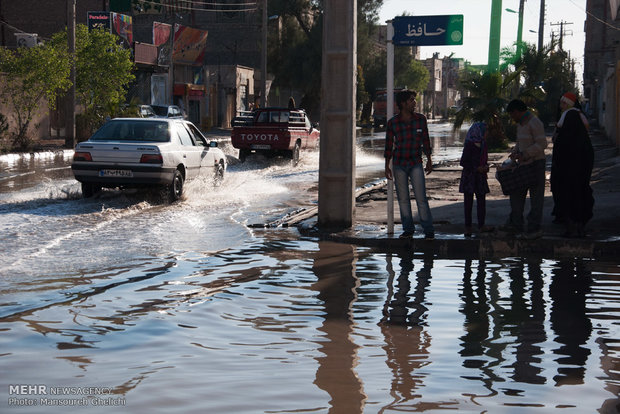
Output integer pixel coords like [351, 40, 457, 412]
[291, 142, 301, 166]
[213, 160, 225, 187]
[162, 169, 184, 203]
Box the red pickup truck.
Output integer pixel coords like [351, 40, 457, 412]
[231, 108, 319, 165]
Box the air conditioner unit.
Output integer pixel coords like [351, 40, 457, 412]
[14, 33, 39, 48]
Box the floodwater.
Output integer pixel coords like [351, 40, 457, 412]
[1, 126, 618, 413]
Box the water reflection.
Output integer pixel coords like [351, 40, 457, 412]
[549, 260, 592, 386]
[457, 258, 597, 401]
[0, 150, 74, 193]
[379, 251, 438, 411]
[311, 242, 366, 413]
[0, 238, 617, 413]
[502, 259, 546, 387]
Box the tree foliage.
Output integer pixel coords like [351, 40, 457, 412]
[500, 40, 577, 126]
[51, 25, 135, 135]
[455, 39, 578, 150]
[396, 53, 430, 94]
[0, 44, 71, 150]
[267, 0, 384, 118]
[0, 112, 8, 153]
[454, 70, 517, 150]
[520, 44, 576, 126]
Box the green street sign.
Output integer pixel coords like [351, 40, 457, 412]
[392, 15, 464, 46]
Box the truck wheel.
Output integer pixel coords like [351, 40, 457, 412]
[239, 149, 249, 163]
[81, 183, 101, 198]
[161, 169, 184, 203]
[291, 142, 301, 166]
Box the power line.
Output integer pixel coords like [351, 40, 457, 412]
[133, 0, 258, 13]
[0, 19, 51, 41]
[567, 0, 620, 32]
[550, 20, 573, 50]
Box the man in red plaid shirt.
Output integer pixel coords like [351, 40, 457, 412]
[384, 90, 435, 239]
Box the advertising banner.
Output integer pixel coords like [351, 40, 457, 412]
[172, 24, 208, 66]
[111, 12, 133, 45]
[153, 22, 172, 66]
[153, 22, 171, 46]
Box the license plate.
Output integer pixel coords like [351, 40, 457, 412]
[251, 144, 271, 150]
[99, 169, 133, 177]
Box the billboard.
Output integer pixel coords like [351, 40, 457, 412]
[87, 11, 110, 32]
[172, 24, 208, 66]
[111, 12, 133, 45]
[153, 22, 172, 66]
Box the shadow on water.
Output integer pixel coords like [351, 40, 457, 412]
[311, 242, 366, 413]
[307, 245, 619, 413]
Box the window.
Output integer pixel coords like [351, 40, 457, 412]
[90, 120, 170, 142]
[268, 111, 289, 123]
[186, 123, 207, 146]
[176, 123, 194, 146]
[170, 106, 181, 117]
[257, 111, 269, 123]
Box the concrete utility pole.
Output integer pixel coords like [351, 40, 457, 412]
[551, 21, 573, 51]
[488, 0, 503, 72]
[66, 0, 76, 148]
[318, 0, 357, 229]
[261, 0, 267, 108]
[538, 0, 545, 52]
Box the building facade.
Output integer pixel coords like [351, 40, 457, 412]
[0, 0, 267, 138]
[583, 0, 620, 147]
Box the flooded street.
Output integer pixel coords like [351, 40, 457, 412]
[1, 125, 619, 413]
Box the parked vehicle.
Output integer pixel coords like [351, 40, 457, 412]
[138, 104, 156, 118]
[151, 104, 185, 119]
[231, 110, 254, 127]
[231, 107, 319, 166]
[72, 118, 226, 202]
[372, 88, 404, 128]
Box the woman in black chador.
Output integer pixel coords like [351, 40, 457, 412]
[551, 92, 594, 237]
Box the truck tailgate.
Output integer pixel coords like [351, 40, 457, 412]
[231, 127, 290, 149]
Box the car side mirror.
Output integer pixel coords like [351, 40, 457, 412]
[209, 141, 218, 148]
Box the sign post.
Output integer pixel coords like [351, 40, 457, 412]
[387, 21, 395, 234]
[386, 15, 463, 234]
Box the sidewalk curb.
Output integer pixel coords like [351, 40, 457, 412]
[298, 222, 620, 259]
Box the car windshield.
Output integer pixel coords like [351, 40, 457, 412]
[90, 120, 170, 142]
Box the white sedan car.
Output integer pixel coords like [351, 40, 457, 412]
[72, 118, 227, 202]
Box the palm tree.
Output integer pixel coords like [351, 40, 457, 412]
[453, 70, 519, 150]
[515, 41, 575, 127]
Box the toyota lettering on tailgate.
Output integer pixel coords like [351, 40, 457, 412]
[239, 133, 280, 142]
